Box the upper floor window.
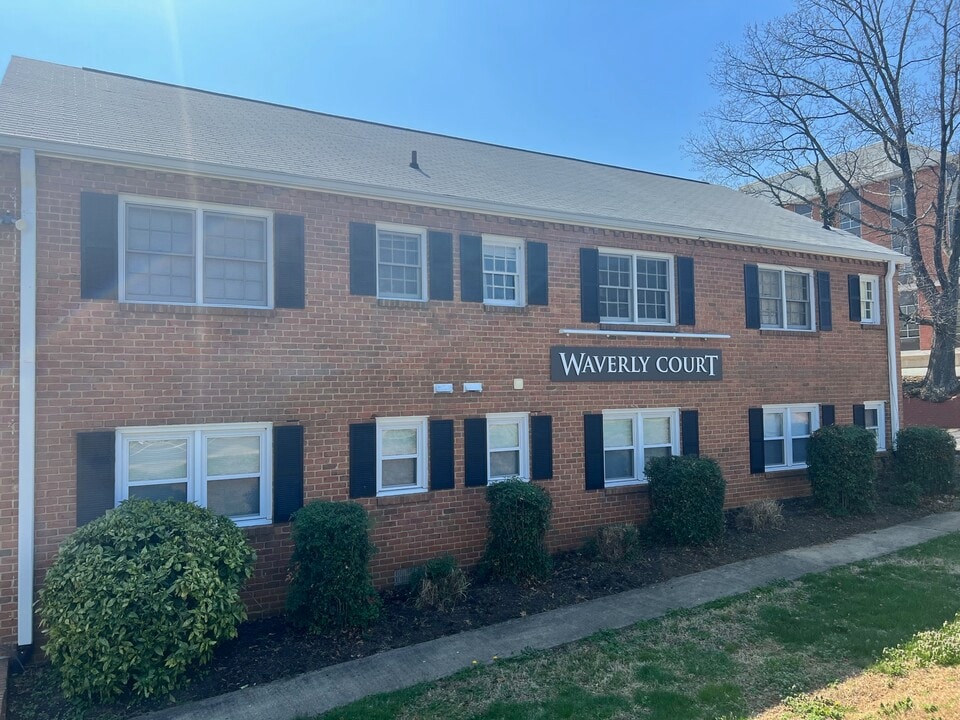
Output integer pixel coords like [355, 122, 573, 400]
[376, 224, 427, 301]
[758, 266, 814, 330]
[794, 203, 812, 218]
[598, 250, 674, 325]
[487, 412, 530, 482]
[763, 405, 819, 470]
[376, 416, 428, 496]
[482, 235, 525, 306]
[121, 199, 272, 308]
[860, 275, 880, 324]
[838, 191, 861, 236]
[117, 423, 272, 526]
[602, 408, 679, 486]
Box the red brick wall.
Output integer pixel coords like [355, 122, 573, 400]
[6, 155, 897, 636]
[0, 151, 21, 649]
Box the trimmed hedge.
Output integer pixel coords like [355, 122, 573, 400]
[286, 501, 381, 632]
[807, 424, 876, 516]
[39, 500, 255, 701]
[481, 480, 553, 582]
[895, 426, 956, 495]
[647, 455, 725, 545]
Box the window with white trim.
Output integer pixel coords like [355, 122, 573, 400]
[758, 266, 814, 330]
[602, 409, 679, 486]
[598, 250, 674, 324]
[117, 423, 272, 526]
[376, 224, 427, 301]
[121, 198, 272, 308]
[376, 416, 428, 496]
[487, 413, 529, 482]
[860, 275, 880, 324]
[762, 405, 819, 470]
[482, 235, 525, 306]
[864, 402, 886, 451]
[839, 191, 861, 236]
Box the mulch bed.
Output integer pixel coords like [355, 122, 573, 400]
[8, 494, 959, 720]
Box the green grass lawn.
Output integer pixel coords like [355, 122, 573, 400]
[313, 534, 960, 720]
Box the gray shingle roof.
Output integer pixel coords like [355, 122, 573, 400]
[0, 57, 902, 262]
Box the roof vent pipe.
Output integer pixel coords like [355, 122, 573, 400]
[410, 150, 419, 170]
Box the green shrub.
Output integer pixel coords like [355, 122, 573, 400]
[286, 501, 380, 632]
[807, 424, 877, 516]
[38, 499, 255, 701]
[895, 426, 957, 495]
[588, 523, 645, 562]
[409, 555, 469, 612]
[481, 480, 553, 582]
[734, 499, 785, 532]
[647, 455, 725, 545]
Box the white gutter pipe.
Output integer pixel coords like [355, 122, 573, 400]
[17, 148, 36, 648]
[885, 260, 901, 446]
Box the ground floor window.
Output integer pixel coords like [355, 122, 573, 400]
[376, 416, 428, 496]
[602, 408, 679, 486]
[117, 422, 272, 526]
[762, 405, 819, 470]
[863, 401, 886, 451]
[486, 412, 530, 482]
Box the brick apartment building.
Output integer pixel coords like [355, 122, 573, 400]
[0, 58, 905, 654]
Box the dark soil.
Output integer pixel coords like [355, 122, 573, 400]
[8, 494, 959, 720]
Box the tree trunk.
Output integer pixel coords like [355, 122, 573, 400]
[922, 298, 960, 400]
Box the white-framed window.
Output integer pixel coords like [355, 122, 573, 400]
[602, 408, 679, 486]
[376, 416, 428, 496]
[762, 405, 820, 470]
[839, 191, 861, 236]
[864, 401, 886, 451]
[860, 275, 880, 324]
[120, 197, 273, 308]
[487, 412, 529, 482]
[758, 265, 814, 331]
[376, 223, 427, 301]
[116, 422, 272, 526]
[482, 235, 525, 306]
[598, 250, 674, 325]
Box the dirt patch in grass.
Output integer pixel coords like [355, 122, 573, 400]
[8, 495, 958, 720]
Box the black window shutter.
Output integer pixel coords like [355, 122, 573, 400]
[580, 248, 600, 323]
[676, 256, 696, 326]
[463, 418, 488, 487]
[680, 410, 700, 456]
[853, 404, 866, 427]
[848, 274, 862, 322]
[821, 404, 836, 426]
[748, 408, 765, 474]
[349, 423, 377, 498]
[428, 231, 453, 301]
[743, 264, 760, 329]
[76, 430, 116, 526]
[349, 222, 377, 296]
[584, 413, 605, 490]
[460, 235, 483, 302]
[526, 241, 549, 306]
[274, 214, 306, 309]
[429, 419, 455, 490]
[817, 271, 832, 331]
[273, 425, 304, 522]
[531, 415, 553, 480]
[80, 192, 119, 300]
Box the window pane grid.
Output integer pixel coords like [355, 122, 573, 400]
[377, 231, 423, 299]
[599, 254, 633, 320]
[599, 253, 672, 323]
[483, 244, 520, 303]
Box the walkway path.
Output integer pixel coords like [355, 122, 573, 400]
[137, 511, 960, 720]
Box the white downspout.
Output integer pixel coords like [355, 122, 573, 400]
[17, 148, 37, 647]
[885, 259, 901, 447]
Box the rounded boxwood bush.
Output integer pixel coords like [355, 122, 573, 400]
[481, 479, 553, 582]
[895, 426, 957, 495]
[647, 455, 725, 545]
[807, 424, 876, 516]
[39, 499, 255, 701]
[286, 501, 381, 632]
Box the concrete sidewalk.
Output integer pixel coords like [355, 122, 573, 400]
[137, 511, 960, 720]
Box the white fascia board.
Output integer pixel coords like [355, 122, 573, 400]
[0, 135, 907, 265]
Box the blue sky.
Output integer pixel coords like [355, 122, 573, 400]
[2, 0, 796, 180]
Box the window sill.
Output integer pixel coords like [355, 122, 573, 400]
[483, 304, 528, 315]
[859, 322, 884, 330]
[604, 483, 648, 496]
[599, 322, 675, 330]
[376, 298, 428, 308]
[377, 491, 432, 506]
[118, 303, 278, 318]
[763, 468, 808, 480]
[758, 328, 816, 335]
